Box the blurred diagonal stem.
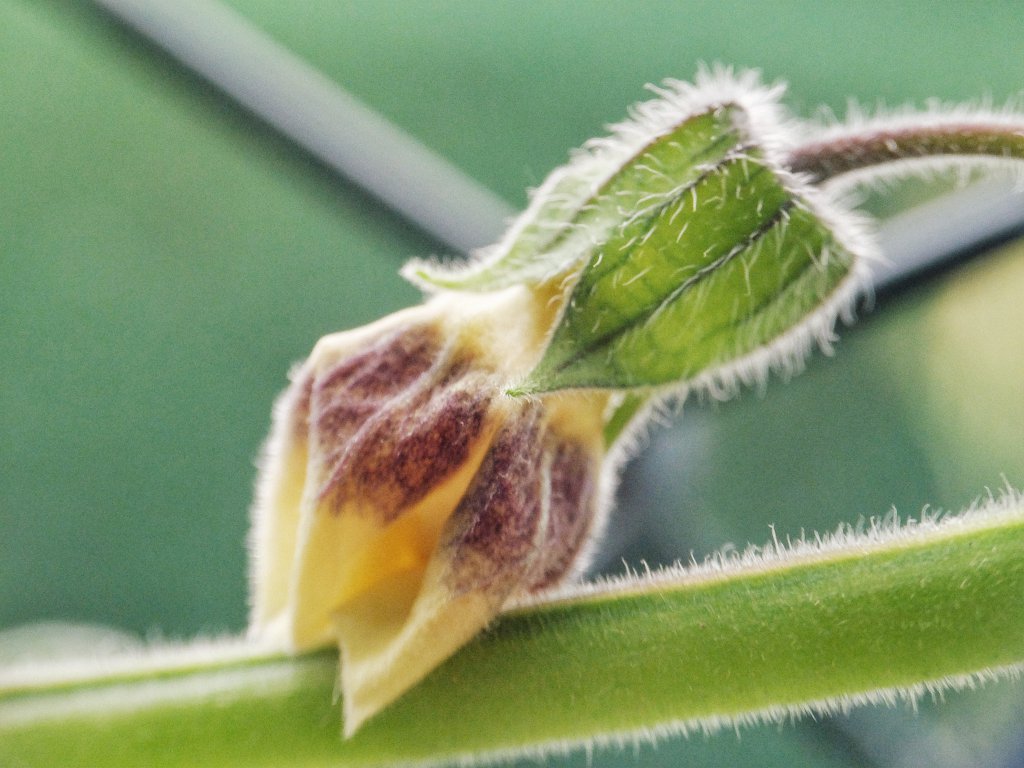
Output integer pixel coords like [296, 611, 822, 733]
[93, 0, 515, 252]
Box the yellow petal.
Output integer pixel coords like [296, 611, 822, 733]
[248, 286, 609, 735]
[337, 399, 609, 732]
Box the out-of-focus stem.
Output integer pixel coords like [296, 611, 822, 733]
[93, 0, 515, 253]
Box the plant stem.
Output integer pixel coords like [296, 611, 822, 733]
[3, 503, 1023, 767]
[787, 120, 1024, 183]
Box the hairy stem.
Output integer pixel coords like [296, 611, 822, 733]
[788, 120, 1024, 183]
[3, 501, 1022, 767]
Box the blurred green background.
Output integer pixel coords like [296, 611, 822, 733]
[3, 2, 1024, 766]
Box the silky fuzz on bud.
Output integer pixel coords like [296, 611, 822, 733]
[248, 287, 613, 735]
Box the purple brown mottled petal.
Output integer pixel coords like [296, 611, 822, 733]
[528, 437, 601, 592]
[441, 402, 547, 600]
[249, 293, 611, 735]
[309, 324, 443, 489]
[304, 323, 497, 522]
[321, 379, 491, 521]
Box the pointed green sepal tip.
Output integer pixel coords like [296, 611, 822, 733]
[403, 105, 745, 295]
[516, 147, 870, 396]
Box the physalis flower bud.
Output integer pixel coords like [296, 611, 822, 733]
[248, 287, 612, 734]
[249, 67, 874, 735]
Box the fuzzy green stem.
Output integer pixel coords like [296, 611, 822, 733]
[3, 505, 1022, 767]
[787, 121, 1024, 183]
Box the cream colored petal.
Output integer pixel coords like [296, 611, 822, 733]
[287, 324, 500, 650]
[248, 303, 441, 640]
[336, 404, 549, 734]
[248, 284, 609, 734]
[246, 365, 312, 639]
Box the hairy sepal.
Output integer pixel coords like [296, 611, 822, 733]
[514, 143, 875, 396]
[402, 67, 794, 295]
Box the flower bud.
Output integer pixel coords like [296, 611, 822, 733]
[248, 67, 873, 736]
[248, 287, 612, 734]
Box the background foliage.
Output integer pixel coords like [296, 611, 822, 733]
[3, 2, 1024, 765]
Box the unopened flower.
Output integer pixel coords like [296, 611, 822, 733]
[248, 67, 873, 735]
[248, 288, 615, 734]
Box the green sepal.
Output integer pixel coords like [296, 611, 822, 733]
[514, 151, 859, 394]
[602, 392, 649, 447]
[402, 107, 744, 293]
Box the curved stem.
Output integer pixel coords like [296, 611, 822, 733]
[4, 501, 1024, 767]
[787, 120, 1024, 183]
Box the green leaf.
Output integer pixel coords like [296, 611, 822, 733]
[4, 501, 1022, 767]
[514, 150, 861, 394]
[402, 106, 743, 292]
